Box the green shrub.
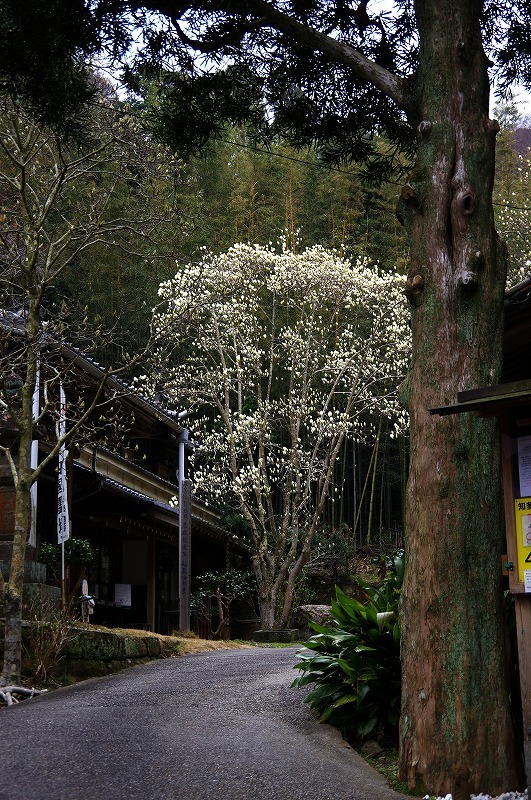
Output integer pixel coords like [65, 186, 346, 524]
[39, 538, 95, 573]
[292, 550, 403, 743]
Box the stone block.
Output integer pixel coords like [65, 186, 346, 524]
[145, 636, 162, 658]
[291, 604, 332, 639]
[0, 543, 47, 583]
[233, 618, 262, 640]
[121, 635, 148, 659]
[23, 583, 61, 616]
[66, 659, 110, 679]
[159, 638, 180, 658]
[62, 629, 123, 661]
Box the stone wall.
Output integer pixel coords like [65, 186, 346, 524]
[0, 621, 181, 682]
[60, 627, 181, 678]
[0, 543, 61, 615]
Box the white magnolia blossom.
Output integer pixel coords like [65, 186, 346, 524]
[147, 242, 411, 627]
[495, 151, 531, 288]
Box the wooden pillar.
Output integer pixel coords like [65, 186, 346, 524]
[178, 479, 192, 632]
[516, 597, 531, 785]
[501, 418, 531, 789]
[146, 537, 156, 632]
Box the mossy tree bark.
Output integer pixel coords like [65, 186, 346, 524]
[398, 1, 522, 793]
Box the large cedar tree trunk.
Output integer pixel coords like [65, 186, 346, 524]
[398, 1, 522, 793]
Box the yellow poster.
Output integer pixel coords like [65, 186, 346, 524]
[514, 498, 531, 584]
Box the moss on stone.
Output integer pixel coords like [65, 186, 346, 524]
[62, 629, 123, 661]
[146, 636, 162, 657]
[120, 635, 148, 659]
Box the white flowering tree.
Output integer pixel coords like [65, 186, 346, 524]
[494, 148, 531, 288]
[149, 243, 410, 629]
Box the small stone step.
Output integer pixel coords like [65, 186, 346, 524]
[253, 629, 299, 643]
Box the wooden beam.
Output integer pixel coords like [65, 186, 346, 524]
[501, 425, 521, 593]
[457, 378, 531, 403]
[431, 378, 531, 416]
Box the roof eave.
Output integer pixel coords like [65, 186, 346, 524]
[430, 378, 531, 417]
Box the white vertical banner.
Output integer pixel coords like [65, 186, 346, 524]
[57, 382, 70, 545]
[28, 359, 40, 547]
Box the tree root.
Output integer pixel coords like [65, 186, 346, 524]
[0, 686, 47, 706]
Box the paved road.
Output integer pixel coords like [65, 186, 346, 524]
[0, 646, 405, 800]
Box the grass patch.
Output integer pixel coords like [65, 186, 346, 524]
[75, 624, 255, 656]
[360, 745, 417, 795]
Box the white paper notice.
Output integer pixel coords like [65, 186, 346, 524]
[524, 571, 531, 594]
[115, 583, 132, 607]
[518, 436, 531, 497]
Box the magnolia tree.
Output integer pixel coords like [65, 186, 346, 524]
[495, 149, 531, 288]
[147, 242, 410, 629]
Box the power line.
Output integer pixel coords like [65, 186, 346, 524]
[213, 135, 370, 178]
[216, 136, 531, 211]
[13, 93, 531, 211]
[493, 200, 531, 211]
[96, 100, 531, 210]
[89, 96, 383, 178]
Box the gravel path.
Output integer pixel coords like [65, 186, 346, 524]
[0, 646, 408, 800]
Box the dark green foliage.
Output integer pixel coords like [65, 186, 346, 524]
[0, 0, 98, 138]
[39, 539, 96, 609]
[39, 538, 95, 573]
[190, 569, 256, 637]
[63, 538, 96, 567]
[292, 550, 403, 743]
[38, 543, 62, 575]
[144, 66, 267, 160]
[130, 7, 418, 181]
[192, 569, 255, 602]
[218, 509, 252, 541]
[2, 1, 531, 180]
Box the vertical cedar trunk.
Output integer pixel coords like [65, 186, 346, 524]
[398, 1, 522, 794]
